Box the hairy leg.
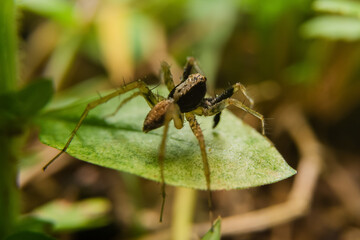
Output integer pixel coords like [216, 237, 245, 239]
[181, 57, 205, 82]
[227, 98, 265, 135]
[160, 61, 175, 92]
[107, 90, 164, 118]
[196, 82, 258, 129]
[43, 80, 159, 170]
[210, 82, 254, 108]
[106, 91, 142, 118]
[195, 97, 265, 135]
[157, 102, 183, 222]
[185, 112, 214, 224]
[162, 57, 205, 93]
[158, 109, 171, 222]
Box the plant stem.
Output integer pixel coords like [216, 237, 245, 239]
[0, 0, 19, 238]
[171, 187, 197, 240]
[0, 0, 17, 93]
[0, 139, 19, 238]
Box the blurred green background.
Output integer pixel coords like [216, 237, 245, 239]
[5, 0, 360, 239]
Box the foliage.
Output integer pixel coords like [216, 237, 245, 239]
[8, 0, 360, 239]
[302, 0, 360, 41]
[5, 231, 56, 240]
[31, 198, 111, 232]
[201, 218, 221, 240]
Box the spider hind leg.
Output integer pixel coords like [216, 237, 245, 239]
[43, 80, 160, 170]
[185, 112, 214, 224]
[157, 102, 183, 222]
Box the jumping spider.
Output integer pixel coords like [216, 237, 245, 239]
[43, 57, 265, 222]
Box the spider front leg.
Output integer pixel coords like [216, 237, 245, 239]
[43, 80, 159, 170]
[185, 112, 214, 224]
[160, 61, 175, 92]
[227, 98, 265, 135]
[161, 57, 205, 93]
[197, 97, 266, 135]
[181, 57, 204, 81]
[157, 105, 172, 222]
[209, 82, 256, 129]
[151, 101, 184, 222]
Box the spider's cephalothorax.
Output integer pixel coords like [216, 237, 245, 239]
[43, 57, 265, 224]
[168, 73, 207, 112]
[143, 73, 207, 132]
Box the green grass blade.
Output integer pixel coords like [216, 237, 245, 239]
[201, 217, 221, 240]
[301, 16, 360, 41]
[314, 0, 360, 18]
[17, 0, 76, 27]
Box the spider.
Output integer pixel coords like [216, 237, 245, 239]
[43, 57, 265, 223]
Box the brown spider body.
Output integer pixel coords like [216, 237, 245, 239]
[143, 99, 174, 133]
[44, 57, 266, 224]
[143, 73, 207, 132]
[168, 73, 207, 112]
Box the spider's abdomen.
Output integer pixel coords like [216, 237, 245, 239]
[143, 99, 172, 133]
[168, 73, 207, 113]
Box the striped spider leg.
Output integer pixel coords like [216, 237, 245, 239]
[42, 80, 160, 170]
[156, 58, 214, 223]
[194, 83, 265, 135]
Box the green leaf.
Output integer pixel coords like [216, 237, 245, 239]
[201, 218, 221, 240]
[301, 15, 360, 41]
[30, 198, 111, 232]
[5, 231, 56, 240]
[0, 92, 22, 135]
[0, 79, 53, 118]
[36, 87, 296, 190]
[313, 0, 360, 18]
[17, 79, 54, 117]
[17, 0, 77, 27]
[14, 216, 53, 234]
[0, 79, 53, 135]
